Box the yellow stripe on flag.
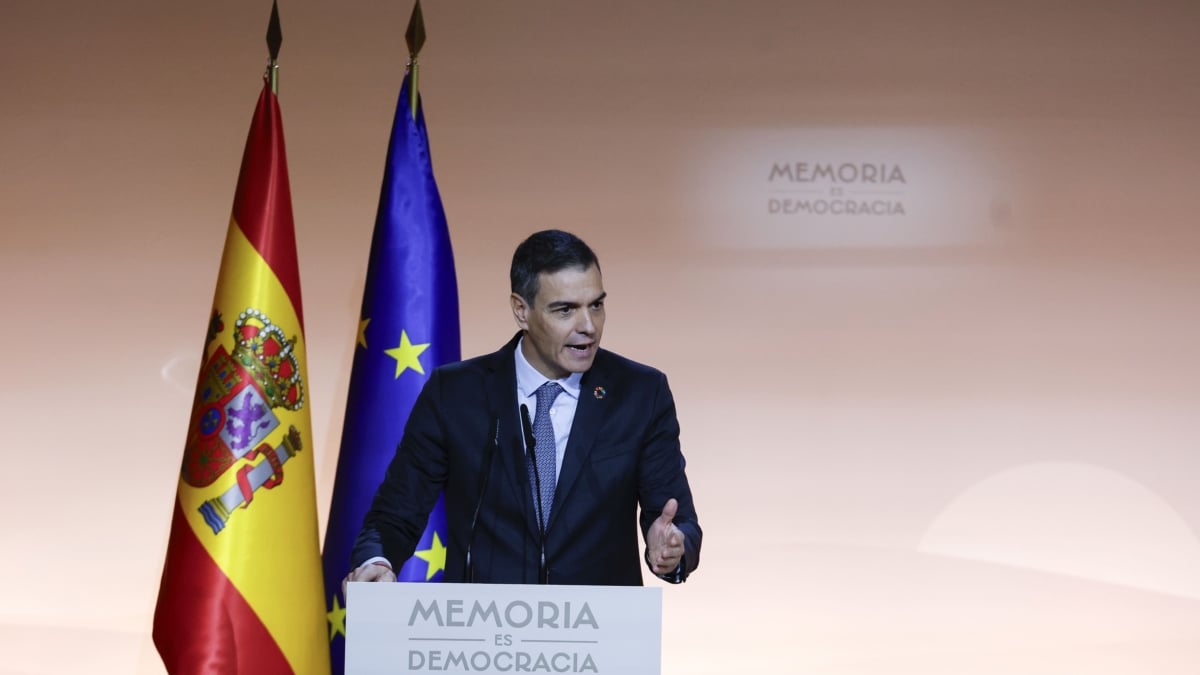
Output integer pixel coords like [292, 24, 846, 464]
[176, 219, 327, 671]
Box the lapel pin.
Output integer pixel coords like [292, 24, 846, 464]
[593, 386, 606, 400]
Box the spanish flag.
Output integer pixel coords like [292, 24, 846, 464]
[153, 77, 330, 674]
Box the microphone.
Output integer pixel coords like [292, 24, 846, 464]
[520, 403, 549, 584]
[465, 417, 500, 582]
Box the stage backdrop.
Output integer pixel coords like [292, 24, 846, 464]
[2, 1, 1199, 673]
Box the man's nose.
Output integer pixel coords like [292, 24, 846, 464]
[576, 311, 595, 334]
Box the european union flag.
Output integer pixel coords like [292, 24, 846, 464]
[321, 71, 459, 673]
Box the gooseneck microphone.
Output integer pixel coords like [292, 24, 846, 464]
[520, 403, 549, 584]
[465, 417, 500, 582]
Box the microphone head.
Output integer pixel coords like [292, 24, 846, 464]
[520, 404, 533, 431]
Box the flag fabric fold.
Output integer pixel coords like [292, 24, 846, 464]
[154, 81, 330, 675]
[321, 72, 460, 673]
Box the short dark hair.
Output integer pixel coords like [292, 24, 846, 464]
[510, 230, 600, 303]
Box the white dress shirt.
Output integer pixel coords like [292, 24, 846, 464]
[514, 336, 583, 477]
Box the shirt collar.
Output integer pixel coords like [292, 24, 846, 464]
[515, 336, 582, 400]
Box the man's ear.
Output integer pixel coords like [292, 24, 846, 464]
[510, 293, 530, 330]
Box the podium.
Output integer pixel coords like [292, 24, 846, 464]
[346, 582, 662, 674]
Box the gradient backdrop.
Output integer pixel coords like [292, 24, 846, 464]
[3, 1, 1200, 673]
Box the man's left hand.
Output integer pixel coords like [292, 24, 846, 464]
[647, 498, 685, 574]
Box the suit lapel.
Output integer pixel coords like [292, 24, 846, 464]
[547, 362, 605, 532]
[485, 335, 542, 543]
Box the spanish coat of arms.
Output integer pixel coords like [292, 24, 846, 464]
[181, 308, 305, 534]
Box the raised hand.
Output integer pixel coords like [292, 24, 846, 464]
[646, 498, 685, 574]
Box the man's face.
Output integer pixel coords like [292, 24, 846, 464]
[512, 264, 606, 379]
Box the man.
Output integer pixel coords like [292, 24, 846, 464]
[348, 229, 701, 585]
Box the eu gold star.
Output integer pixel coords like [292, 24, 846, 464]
[413, 531, 447, 581]
[327, 593, 347, 640]
[384, 330, 430, 378]
[357, 317, 370, 349]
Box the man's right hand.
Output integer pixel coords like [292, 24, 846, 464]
[342, 562, 396, 596]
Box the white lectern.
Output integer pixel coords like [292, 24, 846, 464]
[346, 582, 662, 674]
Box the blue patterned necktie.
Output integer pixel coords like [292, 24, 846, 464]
[529, 381, 563, 529]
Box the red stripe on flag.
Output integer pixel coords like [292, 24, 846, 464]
[231, 84, 305, 328]
[153, 501, 292, 674]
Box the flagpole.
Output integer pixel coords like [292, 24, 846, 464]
[267, 0, 283, 93]
[154, 1, 330, 670]
[319, 2, 458, 670]
[406, 0, 426, 117]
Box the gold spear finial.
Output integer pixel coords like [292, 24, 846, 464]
[405, 0, 426, 117]
[266, 0, 283, 93]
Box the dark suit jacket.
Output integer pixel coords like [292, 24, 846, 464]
[351, 333, 701, 585]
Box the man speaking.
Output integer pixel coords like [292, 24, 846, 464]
[348, 229, 701, 585]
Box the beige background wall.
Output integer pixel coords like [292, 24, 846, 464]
[3, 1, 1199, 673]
